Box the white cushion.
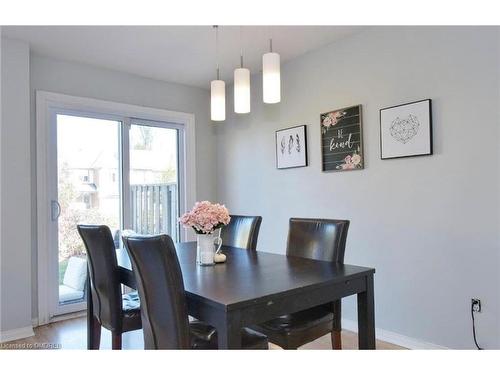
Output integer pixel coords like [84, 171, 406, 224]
[63, 257, 87, 291]
[121, 229, 137, 238]
[59, 285, 84, 303]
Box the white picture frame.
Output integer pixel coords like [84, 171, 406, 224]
[275, 125, 308, 169]
[380, 99, 433, 159]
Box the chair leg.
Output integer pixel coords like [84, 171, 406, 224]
[331, 330, 342, 350]
[90, 315, 102, 350]
[112, 332, 122, 350]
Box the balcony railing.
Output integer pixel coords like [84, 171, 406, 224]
[130, 183, 178, 241]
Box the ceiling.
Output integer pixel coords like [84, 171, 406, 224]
[3, 26, 364, 89]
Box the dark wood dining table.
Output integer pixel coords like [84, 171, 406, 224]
[87, 242, 376, 349]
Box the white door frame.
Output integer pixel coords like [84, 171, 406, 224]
[36, 90, 197, 325]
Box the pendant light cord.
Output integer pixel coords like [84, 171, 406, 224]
[214, 25, 220, 80]
[240, 26, 244, 68]
[268, 25, 273, 52]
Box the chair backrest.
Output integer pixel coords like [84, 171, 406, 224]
[123, 234, 191, 349]
[220, 215, 262, 251]
[286, 218, 350, 263]
[77, 225, 123, 331]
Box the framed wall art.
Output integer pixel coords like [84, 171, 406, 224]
[380, 99, 433, 159]
[275, 125, 308, 169]
[320, 105, 363, 172]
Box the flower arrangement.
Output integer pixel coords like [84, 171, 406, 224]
[179, 201, 231, 234]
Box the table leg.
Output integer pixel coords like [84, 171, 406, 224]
[357, 274, 375, 349]
[217, 312, 242, 349]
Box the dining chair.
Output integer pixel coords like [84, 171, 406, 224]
[77, 225, 142, 350]
[123, 234, 269, 349]
[253, 218, 350, 350]
[220, 215, 262, 250]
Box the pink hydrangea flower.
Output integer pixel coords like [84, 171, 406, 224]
[179, 201, 231, 234]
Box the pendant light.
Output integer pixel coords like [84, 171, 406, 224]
[211, 26, 226, 121]
[262, 37, 281, 104]
[234, 27, 250, 114]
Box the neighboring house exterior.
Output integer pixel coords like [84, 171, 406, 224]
[61, 146, 177, 218]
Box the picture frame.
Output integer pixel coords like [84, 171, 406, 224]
[380, 99, 433, 159]
[320, 104, 364, 172]
[275, 125, 308, 169]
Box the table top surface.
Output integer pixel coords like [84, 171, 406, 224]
[117, 241, 375, 310]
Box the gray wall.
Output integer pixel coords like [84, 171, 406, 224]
[216, 26, 500, 349]
[23, 52, 216, 323]
[1, 27, 499, 349]
[1, 38, 32, 332]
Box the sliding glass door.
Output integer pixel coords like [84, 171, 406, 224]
[50, 112, 182, 316]
[128, 121, 180, 241]
[54, 114, 122, 314]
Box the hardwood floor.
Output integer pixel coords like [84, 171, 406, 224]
[1, 316, 404, 350]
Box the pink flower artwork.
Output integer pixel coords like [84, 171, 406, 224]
[337, 152, 362, 170]
[321, 110, 347, 134]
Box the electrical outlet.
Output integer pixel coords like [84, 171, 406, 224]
[471, 298, 481, 313]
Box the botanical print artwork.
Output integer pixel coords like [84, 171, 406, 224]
[380, 99, 432, 159]
[280, 133, 302, 155]
[276, 125, 308, 169]
[320, 105, 364, 172]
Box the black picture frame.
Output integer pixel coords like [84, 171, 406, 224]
[275, 125, 308, 169]
[379, 99, 433, 160]
[320, 105, 364, 172]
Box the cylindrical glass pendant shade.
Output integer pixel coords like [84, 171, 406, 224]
[262, 52, 280, 104]
[211, 79, 226, 121]
[234, 67, 251, 113]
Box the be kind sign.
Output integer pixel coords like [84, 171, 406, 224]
[320, 105, 364, 172]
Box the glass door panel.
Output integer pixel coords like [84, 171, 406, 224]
[129, 123, 179, 241]
[48, 111, 184, 319]
[56, 114, 121, 310]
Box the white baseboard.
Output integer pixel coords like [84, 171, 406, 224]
[49, 310, 86, 324]
[342, 319, 449, 350]
[31, 310, 86, 328]
[0, 326, 35, 343]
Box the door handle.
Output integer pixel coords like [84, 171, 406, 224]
[51, 200, 61, 221]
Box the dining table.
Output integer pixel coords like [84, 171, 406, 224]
[87, 242, 376, 349]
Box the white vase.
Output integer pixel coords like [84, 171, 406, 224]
[196, 233, 216, 266]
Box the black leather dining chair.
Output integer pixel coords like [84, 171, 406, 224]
[77, 225, 142, 350]
[123, 234, 269, 349]
[220, 215, 262, 251]
[253, 218, 350, 350]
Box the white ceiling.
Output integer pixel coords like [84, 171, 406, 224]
[3, 26, 364, 89]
